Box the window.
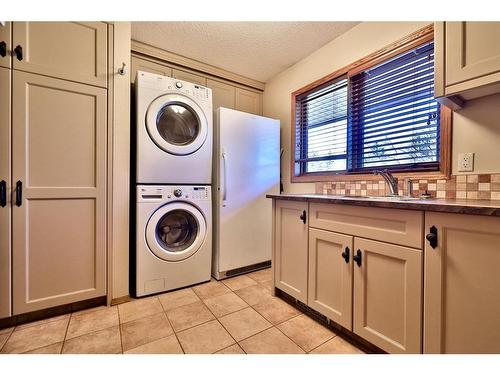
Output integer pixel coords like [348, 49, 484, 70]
[292, 25, 451, 181]
[294, 77, 348, 175]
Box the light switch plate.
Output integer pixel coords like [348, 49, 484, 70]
[458, 152, 474, 172]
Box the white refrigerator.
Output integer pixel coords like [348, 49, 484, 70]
[212, 108, 280, 279]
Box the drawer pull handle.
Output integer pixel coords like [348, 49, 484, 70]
[341, 247, 350, 263]
[299, 210, 307, 224]
[426, 225, 438, 249]
[14, 45, 22, 61]
[0, 180, 6, 207]
[0, 41, 6, 58]
[15, 180, 22, 207]
[353, 249, 362, 267]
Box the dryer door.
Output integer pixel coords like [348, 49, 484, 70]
[146, 93, 208, 155]
[146, 202, 207, 262]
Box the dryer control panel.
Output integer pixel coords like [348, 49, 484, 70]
[137, 185, 211, 203]
[136, 71, 212, 102]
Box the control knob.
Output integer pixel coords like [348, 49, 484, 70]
[173, 188, 182, 198]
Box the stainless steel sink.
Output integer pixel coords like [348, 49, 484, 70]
[337, 195, 427, 201]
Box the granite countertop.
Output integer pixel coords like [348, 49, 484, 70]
[266, 193, 500, 217]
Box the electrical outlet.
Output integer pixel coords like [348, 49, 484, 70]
[458, 152, 474, 172]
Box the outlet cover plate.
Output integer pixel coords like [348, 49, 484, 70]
[458, 152, 474, 172]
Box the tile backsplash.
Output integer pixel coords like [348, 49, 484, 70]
[316, 174, 500, 200]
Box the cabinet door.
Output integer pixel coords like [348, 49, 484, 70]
[13, 22, 108, 87]
[235, 87, 262, 115]
[353, 238, 422, 353]
[207, 78, 235, 111]
[274, 200, 308, 303]
[12, 71, 107, 314]
[130, 56, 172, 83]
[445, 22, 500, 85]
[172, 68, 207, 86]
[308, 228, 353, 329]
[424, 212, 500, 353]
[0, 67, 11, 318]
[0, 22, 11, 69]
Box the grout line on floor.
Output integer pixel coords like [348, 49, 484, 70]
[116, 304, 124, 354]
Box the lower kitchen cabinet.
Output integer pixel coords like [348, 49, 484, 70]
[308, 228, 353, 329]
[274, 200, 308, 303]
[424, 212, 500, 353]
[353, 238, 422, 354]
[11, 71, 107, 314]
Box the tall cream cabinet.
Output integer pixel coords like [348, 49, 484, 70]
[424, 212, 500, 353]
[435, 22, 500, 108]
[0, 22, 12, 69]
[11, 71, 107, 314]
[0, 67, 11, 319]
[0, 22, 130, 318]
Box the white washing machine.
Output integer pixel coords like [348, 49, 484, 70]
[135, 185, 212, 297]
[135, 71, 213, 184]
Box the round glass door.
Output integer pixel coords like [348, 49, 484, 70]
[146, 94, 208, 155]
[146, 202, 206, 262]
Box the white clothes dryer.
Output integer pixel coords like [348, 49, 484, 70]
[135, 71, 213, 184]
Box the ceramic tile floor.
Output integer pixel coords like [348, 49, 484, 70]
[0, 268, 365, 354]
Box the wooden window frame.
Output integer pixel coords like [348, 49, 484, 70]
[291, 23, 452, 183]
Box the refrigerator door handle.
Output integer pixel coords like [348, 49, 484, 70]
[222, 151, 228, 206]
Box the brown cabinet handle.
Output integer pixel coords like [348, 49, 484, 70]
[299, 210, 306, 224]
[14, 45, 23, 61]
[353, 249, 362, 267]
[0, 41, 6, 58]
[341, 246, 350, 263]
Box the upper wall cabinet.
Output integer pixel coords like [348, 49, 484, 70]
[172, 68, 207, 86]
[207, 79, 236, 112]
[0, 22, 12, 69]
[435, 22, 500, 109]
[131, 56, 172, 83]
[235, 87, 262, 115]
[12, 22, 108, 87]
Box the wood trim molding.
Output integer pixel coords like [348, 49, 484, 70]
[291, 24, 453, 183]
[110, 295, 131, 306]
[292, 24, 434, 98]
[131, 40, 265, 91]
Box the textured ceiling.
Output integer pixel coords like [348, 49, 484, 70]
[131, 22, 359, 82]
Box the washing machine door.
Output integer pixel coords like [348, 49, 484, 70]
[146, 202, 207, 262]
[146, 93, 208, 156]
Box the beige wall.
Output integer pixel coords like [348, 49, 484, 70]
[452, 93, 500, 175]
[263, 21, 500, 193]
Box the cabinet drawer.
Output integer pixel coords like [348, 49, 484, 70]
[309, 203, 423, 248]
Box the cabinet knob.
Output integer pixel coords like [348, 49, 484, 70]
[14, 45, 22, 61]
[353, 249, 362, 267]
[341, 246, 350, 263]
[0, 41, 6, 58]
[299, 210, 307, 224]
[426, 226, 438, 249]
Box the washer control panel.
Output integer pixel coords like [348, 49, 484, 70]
[138, 185, 211, 202]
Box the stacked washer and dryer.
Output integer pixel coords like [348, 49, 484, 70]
[134, 71, 213, 297]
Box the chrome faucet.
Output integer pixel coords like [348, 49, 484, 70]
[373, 169, 398, 196]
